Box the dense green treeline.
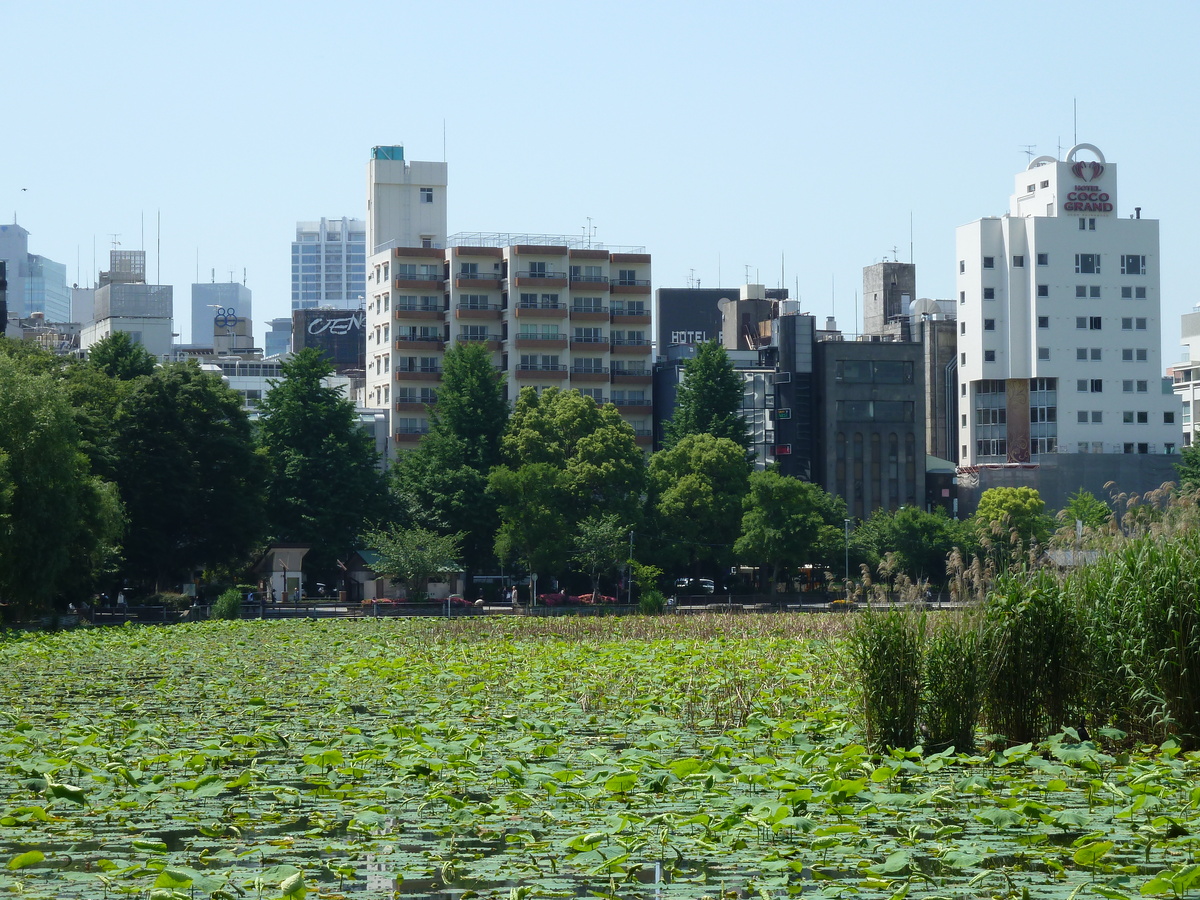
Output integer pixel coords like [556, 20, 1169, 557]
[0, 336, 1178, 616]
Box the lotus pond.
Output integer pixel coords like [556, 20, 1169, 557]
[2, 616, 1199, 900]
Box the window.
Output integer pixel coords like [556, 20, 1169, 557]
[959, 260, 965, 274]
[420, 187, 433, 203]
[1075, 253, 1100, 274]
[528, 262, 547, 277]
[1038, 316, 1049, 328]
[1025, 184, 1035, 193]
[1124, 443, 1135, 454]
[983, 287, 995, 299]
[960, 322, 966, 336]
[1091, 379, 1103, 393]
[1077, 379, 1088, 392]
[1136, 318, 1147, 330]
[1013, 255, 1025, 267]
[1076, 317, 1087, 330]
[1137, 380, 1148, 393]
[1139, 443, 1149, 454]
[1137, 348, 1148, 361]
[1121, 254, 1146, 275]
[1078, 411, 1089, 423]
[959, 291, 966, 304]
[1166, 411, 1176, 424]
[1092, 411, 1103, 423]
[1136, 287, 1147, 299]
[617, 269, 638, 285]
[1090, 286, 1101, 298]
[1090, 316, 1102, 330]
[1040, 180, 1050, 189]
[1038, 347, 1050, 360]
[983, 256, 995, 269]
[1091, 348, 1102, 360]
[1123, 411, 1134, 424]
[1077, 348, 1088, 360]
[984, 350, 996, 362]
[1137, 411, 1149, 424]
[459, 262, 478, 275]
[1076, 286, 1087, 298]
[1122, 317, 1133, 330]
[984, 319, 995, 331]
[1123, 379, 1134, 392]
[1037, 284, 1049, 297]
[960, 353, 966, 364]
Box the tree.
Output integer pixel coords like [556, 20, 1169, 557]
[663, 340, 749, 450]
[112, 361, 268, 589]
[973, 486, 1053, 559]
[362, 525, 463, 600]
[87, 331, 157, 381]
[573, 514, 629, 599]
[0, 354, 123, 617]
[489, 387, 644, 579]
[1176, 445, 1200, 492]
[735, 470, 846, 594]
[647, 433, 750, 579]
[1059, 488, 1112, 532]
[258, 349, 388, 580]
[854, 506, 961, 585]
[390, 343, 507, 579]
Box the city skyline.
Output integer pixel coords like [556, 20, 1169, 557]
[7, 1, 1200, 362]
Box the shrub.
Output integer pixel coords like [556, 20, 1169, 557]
[212, 588, 242, 620]
[848, 605, 925, 752]
[923, 611, 984, 753]
[638, 590, 667, 615]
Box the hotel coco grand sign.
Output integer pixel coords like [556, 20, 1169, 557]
[1062, 144, 1113, 215]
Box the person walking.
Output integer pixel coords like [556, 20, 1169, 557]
[510, 584, 519, 609]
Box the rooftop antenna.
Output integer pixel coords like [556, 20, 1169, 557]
[744, 264, 751, 284]
[909, 211, 914, 264]
[156, 210, 160, 285]
[1073, 98, 1077, 146]
[140, 211, 144, 251]
[780, 252, 785, 291]
[892, 245, 899, 262]
[586, 216, 595, 248]
[228, 269, 234, 284]
[108, 233, 121, 249]
[1020, 144, 1036, 163]
[211, 267, 215, 284]
[243, 267, 246, 287]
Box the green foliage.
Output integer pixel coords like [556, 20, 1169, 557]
[258, 349, 388, 577]
[490, 388, 643, 577]
[1059, 488, 1113, 532]
[735, 470, 844, 593]
[663, 341, 749, 450]
[974, 486, 1053, 562]
[922, 612, 984, 753]
[1175, 443, 1200, 492]
[637, 590, 667, 615]
[0, 354, 124, 617]
[87, 331, 157, 381]
[390, 343, 508, 577]
[572, 514, 628, 598]
[647, 433, 749, 576]
[361, 525, 463, 600]
[112, 361, 267, 589]
[855, 506, 963, 585]
[981, 569, 1086, 745]
[848, 605, 925, 751]
[211, 588, 242, 620]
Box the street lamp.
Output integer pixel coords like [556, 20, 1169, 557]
[844, 518, 852, 598]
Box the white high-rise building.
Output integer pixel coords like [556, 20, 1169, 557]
[291, 217, 367, 310]
[956, 143, 1178, 472]
[366, 146, 447, 255]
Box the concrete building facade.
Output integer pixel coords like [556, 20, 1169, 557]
[292, 217, 367, 310]
[191, 282, 252, 347]
[80, 250, 175, 360]
[955, 143, 1179, 511]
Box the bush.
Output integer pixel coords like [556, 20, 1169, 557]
[923, 612, 984, 753]
[849, 605, 925, 752]
[145, 592, 192, 611]
[212, 588, 242, 620]
[638, 590, 667, 615]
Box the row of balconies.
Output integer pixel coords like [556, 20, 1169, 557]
[397, 427, 653, 445]
[392, 273, 652, 293]
[395, 396, 652, 414]
[391, 336, 652, 352]
[391, 304, 650, 324]
[392, 367, 652, 384]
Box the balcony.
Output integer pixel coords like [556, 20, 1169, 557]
[455, 303, 503, 320]
[394, 367, 442, 382]
[394, 305, 443, 321]
[570, 335, 608, 351]
[394, 428, 432, 443]
[611, 369, 652, 385]
[611, 308, 651, 325]
[514, 302, 567, 319]
[611, 338, 652, 354]
[632, 428, 653, 446]
[454, 275, 502, 289]
[516, 363, 568, 380]
[570, 274, 609, 287]
[612, 399, 653, 414]
[570, 303, 610, 322]
[610, 278, 652, 295]
[394, 274, 443, 291]
[456, 332, 502, 351]
[514, 334, 567, 350]
[512, 269, 568, 288]
[394, 399, 436, 412]
[394, 336, 444, 352]
[570, 366, 610, 383]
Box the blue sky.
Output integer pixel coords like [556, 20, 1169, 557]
[8, 0, 1200, 356]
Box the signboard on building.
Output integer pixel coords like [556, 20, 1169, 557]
[292, 308, 366, 374]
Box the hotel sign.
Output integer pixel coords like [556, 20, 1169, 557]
[1063, 153, 1112, 214]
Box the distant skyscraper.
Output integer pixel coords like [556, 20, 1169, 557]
[0, 222, 70, 321]
[264, 317, 292, 358]
[291, 217, 367, 310]
[191, 282, 252, 346]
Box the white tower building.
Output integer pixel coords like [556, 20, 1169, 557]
[291, 217, 367, 310]
[956, 143, 1178, 471]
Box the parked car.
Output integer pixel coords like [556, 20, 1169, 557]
[674, 578, 715, 594]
